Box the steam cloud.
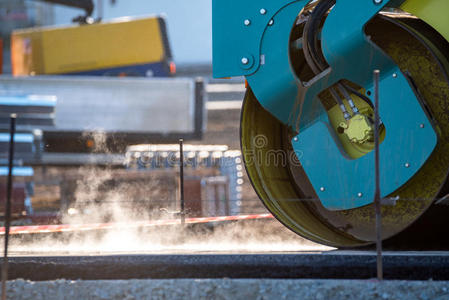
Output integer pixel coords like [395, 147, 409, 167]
[4, 131, 332, 255]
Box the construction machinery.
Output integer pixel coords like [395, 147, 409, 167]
[212, 0, 449, 247]
[10, 0, 175, 77]
[4, 0, 192, 153]
[11, 15, 175, 77]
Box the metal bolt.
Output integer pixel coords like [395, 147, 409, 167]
[244, 19, 251, 26]
[260, 54, 266, 65]
[358, 193, 363, 198]
[392, 73, 397, 78]
[268, 19, 274, 26]
[405, 163, 410, 168]
[420, 124, 425, 128]
[260, 8, 267, 15]
[320, 187, 325, 192]
[373, 0, 382, 4]
[293, 137, 299, 142]
[241, 57, 249, 65]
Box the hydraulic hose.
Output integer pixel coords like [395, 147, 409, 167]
[302, 0, 372, 114]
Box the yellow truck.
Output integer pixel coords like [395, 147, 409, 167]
[11, 15, 175, 77]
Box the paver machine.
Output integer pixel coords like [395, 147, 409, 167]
[212, 0, 449, 247]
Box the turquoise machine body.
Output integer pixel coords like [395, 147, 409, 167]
[212, 0, 437, 210]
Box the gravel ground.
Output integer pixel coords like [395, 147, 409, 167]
[5, 279, 449, 300]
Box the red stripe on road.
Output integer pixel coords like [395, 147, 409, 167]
[0, 214, 274, 235]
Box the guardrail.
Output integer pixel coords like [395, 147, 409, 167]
[0, 76, 205, 153]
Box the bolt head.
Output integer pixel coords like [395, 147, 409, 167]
[392, 73, 397, 78]
[358, 193, 363, 198]
[260, 8, 267, 15]
[293, 137, 299, 142]
[268, 19, 274, 26]
[241, 57, 249, 65]
[405, 163, 410, 168]
[244, 19, 251, 26]
[320, 187, 325, 192]
[373, 0, 382, 4]
[420, 124, 425, 128]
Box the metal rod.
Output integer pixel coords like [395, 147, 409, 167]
[179, 139, 185, 226]
[97, 0, 103, 20]
[373, 70, 383, 281]
[2, 114, 16, 300]
[224, 180, 231, 216]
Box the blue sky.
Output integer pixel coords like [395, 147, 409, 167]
[53, 0, 212, 64]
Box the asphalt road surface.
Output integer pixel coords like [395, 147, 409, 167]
[3, 251, 449, 281]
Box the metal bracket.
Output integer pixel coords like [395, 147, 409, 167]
[212, 0, 300, 78]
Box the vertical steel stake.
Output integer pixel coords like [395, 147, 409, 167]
[2, 114, 16, 300]
[373, 70, 383, 281]
[179, 139, 185, 226]
[97, 0, 104, 20]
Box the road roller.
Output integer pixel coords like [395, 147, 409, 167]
[212, 0, 449, 247]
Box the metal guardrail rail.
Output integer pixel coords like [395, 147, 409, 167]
[0, 76, 206, 152]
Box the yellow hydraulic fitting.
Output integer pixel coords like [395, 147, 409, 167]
[339, 114, 374, 145]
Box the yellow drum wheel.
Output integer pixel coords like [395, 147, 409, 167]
[241, 15, 449, 247]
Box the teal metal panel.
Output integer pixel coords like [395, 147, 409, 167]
[246, 0, 436, 210]
[292, 71, 437, 210]
[212, 0, 300, 78]
[245, 0, 398, 130]
[213, 0, 437, 210]
[246, 1, 310, 127]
